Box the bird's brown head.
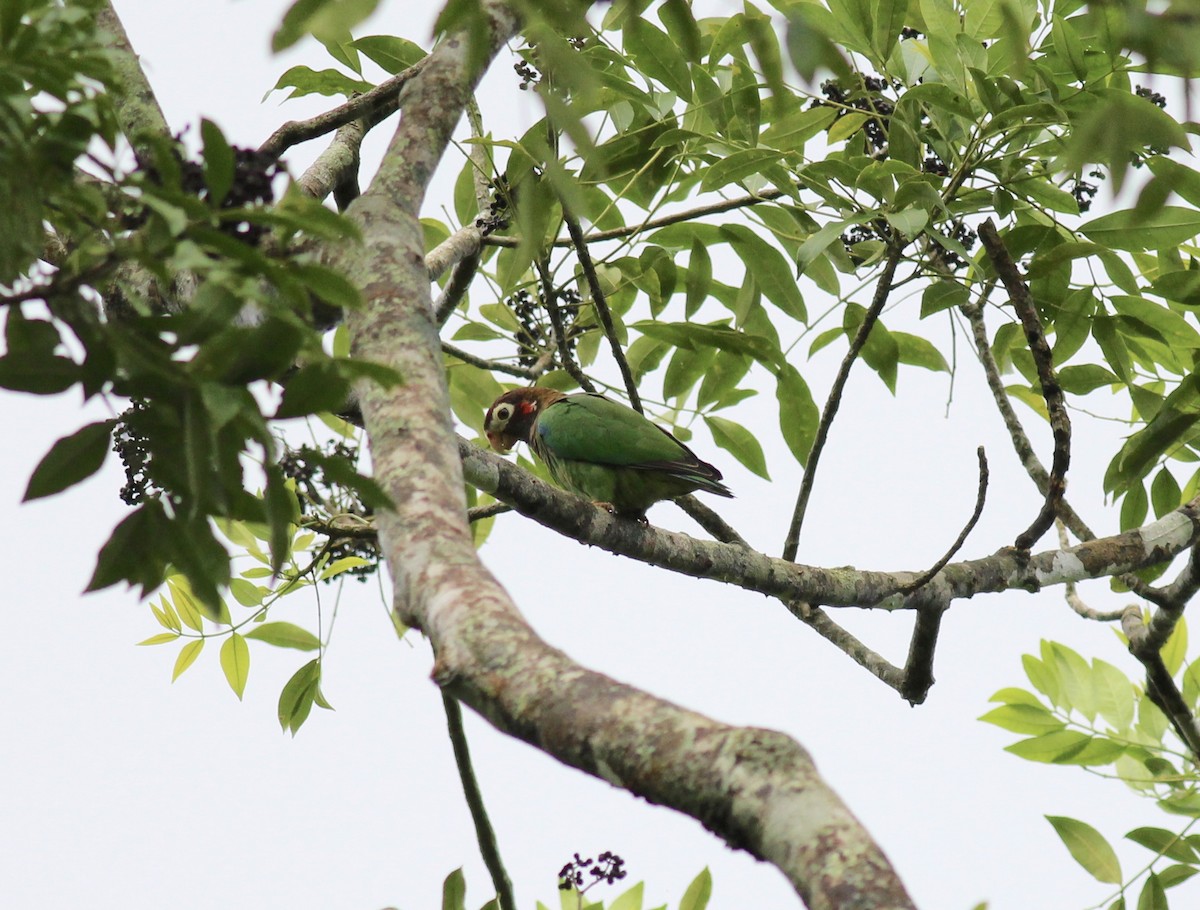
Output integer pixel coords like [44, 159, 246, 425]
[484, 387, 565, 453]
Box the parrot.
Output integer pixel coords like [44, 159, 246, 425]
[483, 386, 732, 518]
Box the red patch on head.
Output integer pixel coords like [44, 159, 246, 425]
[519, 400, 536, 415]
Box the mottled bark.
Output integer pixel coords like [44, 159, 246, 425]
[337, 2, 916, 907]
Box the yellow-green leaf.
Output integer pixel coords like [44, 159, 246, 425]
[1046, 816, 1122, 884]
[220, 633, 250, 700]
[172, 639, 205, 682]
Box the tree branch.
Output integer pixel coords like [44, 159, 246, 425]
[899, 446, 988, 594]
[338, 5, 916, 905]
[977, 220, 1070, 551]
[258, 57, 431, 160]
[481, 189, 787, 248]
[442, 694, 516, 910]
[1122, 607, 1200, 760]
[562, 207, 641, 411]
[96, 1, 171, 167]
[296, 119, 366, 203]
[461, 437, 1200, 609]
[782, 244, 903, 561]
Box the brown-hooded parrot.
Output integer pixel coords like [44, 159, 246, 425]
[484, 386, 732, 518]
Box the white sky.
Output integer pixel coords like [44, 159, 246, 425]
[2, 2, 1195, 910]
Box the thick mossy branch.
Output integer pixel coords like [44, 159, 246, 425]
[462, 437, 1200, 609]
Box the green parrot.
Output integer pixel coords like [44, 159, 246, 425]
[484, 386, 732, 518]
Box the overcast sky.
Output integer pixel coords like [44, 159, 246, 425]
[2, 3, 1193, 910]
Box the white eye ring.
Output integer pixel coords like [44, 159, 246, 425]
[495, 403, 513, 422]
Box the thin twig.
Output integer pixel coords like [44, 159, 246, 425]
[783, 601, 906, 691]
[562, 207, 641, 412]
[444, 342, 541, 379]
[441, 694, 517, 910]
[1057, 522, 1125, 622]
[674, 496, 748, 547]
[534, 258, 595, 392]
[977, 220, 1071, 551]
[899, 447, 989, 594]
[481, 189, 786, 248]
[469, 501, 512, 522]
[963, 300, 1093, 540]
[782, 244, 903, 561]
[259, 57, 431, 159]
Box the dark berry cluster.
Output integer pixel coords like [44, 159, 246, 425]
[277, 441, 379, 582]
[929, 219, 977, 272]
[1136, 85, 1167, 109]
[178, 145, 283, 245]
[114, 398, 158, 506]
[1071, 169, 1105, 212]
[900, 26, 924, 39]
[557, 852, 627, 891]
[514, 56, 541, 91]
[475, 176, 511, 235]
[817, 76, 898, 153]
[510, 286, 581, 367]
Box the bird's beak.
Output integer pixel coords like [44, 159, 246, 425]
[486, 431, 511, 453]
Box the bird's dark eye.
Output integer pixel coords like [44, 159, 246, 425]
[495, 404, 513, 422]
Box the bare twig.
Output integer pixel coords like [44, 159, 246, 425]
[428, 225, 484, 281]
[977, 220, 1070, 551]
[259, 57, 431, 159]
[963, 300, 1094, 539]
[784, 601, 906, 690]
[1145, 543, 1200, 647]
[481, 189, 786, 248]
[674, 495, 748, 547]
[899, 447, 988, 594]
[782, 244, 903, 561]
[562, 208, 641, 411]
[1056, 523, 1125, 622]
[468, 501, 511, 522]
[534, 258, 595, 392]
[442, 694, 517, 910]
[444, 342, 541, 379]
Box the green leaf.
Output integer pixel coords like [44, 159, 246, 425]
[1005, 729, 1090, 762]
[624, 18, 691, 99]
[172, 639, 204, 681]
[721, 225, 806, 322]
[23, 420, 114, 501]
[267, 65, 371, 100]
[1092, 659, 1135, 731]
[704, 415, 770, 479]
[278, 658, 322, 734]
[608, 881, 645, 910]
[351, 35, 426, 73]
[1137, 872, 1168, 910]
[245, 622, 321, 651]
[442, 868, 466, 910]
[1080, 206, 1200, 252]
[1151, 466, 1182, 518]
[700, 148, 785, 192]
[137, 632, 180, 646]
[220, 633, 250, 700]
[678, 868, 711, 910]
[1058, 364, 1120, 395]
[775, 365, 818, 465]
[1162, 616, 1188, 678]
[978, 704, 1065, 735]
[1046, 816, 1123, 884]
[1126, 827, 1199, 863]
[200, 118, 234, 207]
[86, 501, 170, 597]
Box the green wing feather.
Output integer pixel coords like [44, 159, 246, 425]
[535, 394, 689, 466]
